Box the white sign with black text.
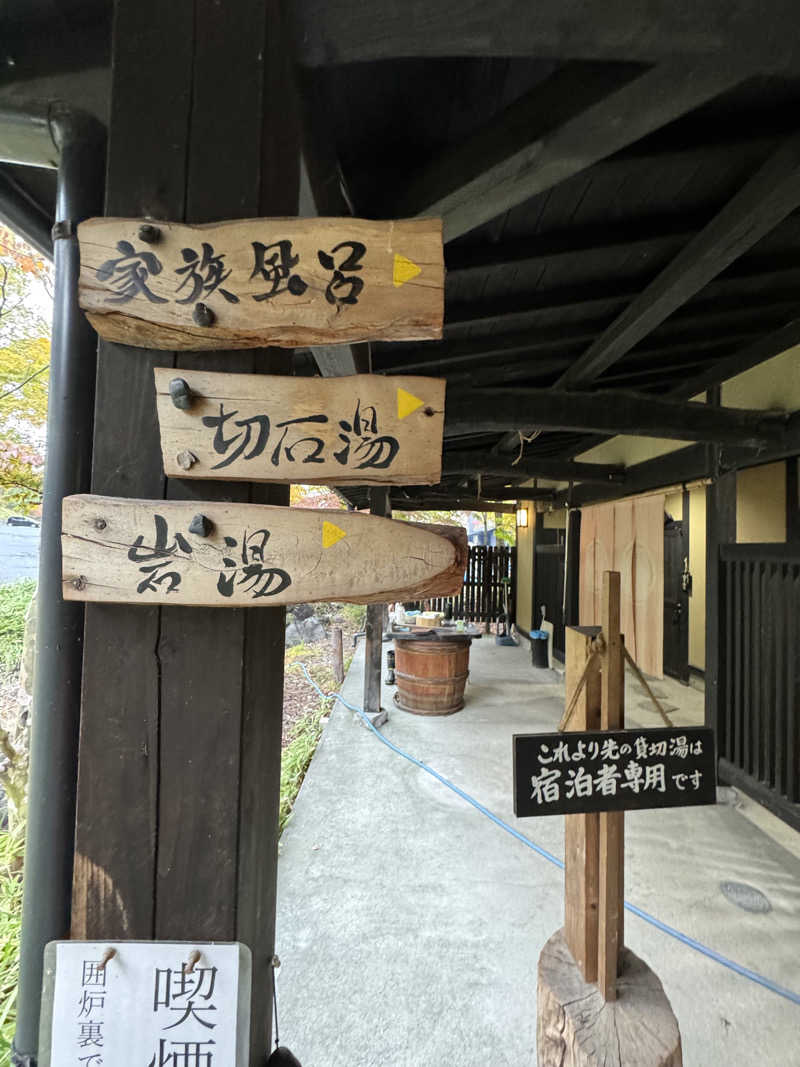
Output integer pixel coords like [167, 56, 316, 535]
[39, 940, 251, 1067]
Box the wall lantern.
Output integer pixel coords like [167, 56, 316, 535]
[516, 505, 528, 528]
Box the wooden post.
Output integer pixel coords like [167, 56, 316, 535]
[70, 3, 297, 1062]
[538, 571, 682, 1064]
[332, 627, 345, 686]
[363, 486, 391, 721]
[598, 571, 625, 1002]
[705, 463, 737, 732]
[563, 626, 601, 983]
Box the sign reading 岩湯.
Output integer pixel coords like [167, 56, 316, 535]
[513, 727, 716, 818]
[154, 369, 445, 485]
[61, 495, 466, 608]
[38, 940, 251, 1067]
[78, 216, 443, 349]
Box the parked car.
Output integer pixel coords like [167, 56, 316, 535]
[6, 515, 39, 527]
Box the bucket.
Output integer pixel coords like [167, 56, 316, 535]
[393, 637, 470, 715]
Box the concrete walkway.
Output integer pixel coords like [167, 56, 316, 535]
[275, 637, 800, 1066]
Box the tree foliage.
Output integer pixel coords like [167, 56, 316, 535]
[0, 226, 52, 514]
[290, 484, 347, 509]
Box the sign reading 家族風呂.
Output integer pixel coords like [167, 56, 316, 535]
[154, 369, 445, 486]
[78, 216, 444, 349]
[513, 727, 716, 818]
[61, 495, 467, 608]
[38, 941, 250, 1067]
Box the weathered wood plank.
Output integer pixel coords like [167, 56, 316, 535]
[154, 0, 268, 958]
[62, 495, 466, 607]
[564, 626, 601, 984]
[79, 216, 443, 348]
[598, 572, 624, 1003]
[154, 368, 445, 485]
[71, 0, 195, 943]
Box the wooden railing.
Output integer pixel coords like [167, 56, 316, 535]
[718, 544, 800, 829]
[412, 544, 515, 623]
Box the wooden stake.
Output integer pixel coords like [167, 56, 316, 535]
[364, 488, 391, 716]
[332, 627, 344, 686]
[563, 626, 601, 984]
[598, 571, 625, 1002]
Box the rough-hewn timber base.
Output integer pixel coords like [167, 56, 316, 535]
[537, 929, 682, 1067]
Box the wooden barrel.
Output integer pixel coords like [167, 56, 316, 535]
[393, 636, 471, 715]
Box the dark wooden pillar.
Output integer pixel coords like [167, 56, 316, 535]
[565, 508, 582, 628]
[363, 487, 391, 717]
[705, 464, 737, 733]
[71, 3, 297, 1062]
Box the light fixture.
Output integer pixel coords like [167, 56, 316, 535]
[516, 505, 528, 528]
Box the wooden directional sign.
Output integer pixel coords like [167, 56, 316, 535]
[154, 369, 445, 486]
[78, 216, 443, 349]
[62, 496, 466, 607]
[513, 727, 716, 818]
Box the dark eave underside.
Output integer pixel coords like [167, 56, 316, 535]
[2, 4, 800, 511]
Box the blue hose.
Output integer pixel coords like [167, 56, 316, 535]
[299, 664, 800, 1007]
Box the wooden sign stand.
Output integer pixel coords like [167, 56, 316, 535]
[537, 572, 683, 1066]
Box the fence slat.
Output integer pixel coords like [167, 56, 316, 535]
[719, 547, 800, 821]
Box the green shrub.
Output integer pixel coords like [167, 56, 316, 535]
[0, 579, 35, 673]
[0, 821, 25, 1059]
[338, 602, 366, 629]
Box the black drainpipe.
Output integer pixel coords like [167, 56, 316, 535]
[10, 102, 105, 1067]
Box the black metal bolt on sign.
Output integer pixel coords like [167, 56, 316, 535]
[513, 727, 716, 818]
[138, 222, 161, 244]
[188, 513, 214, 538]
[193, 301, 215, 327]
[169, 377, 194, 410]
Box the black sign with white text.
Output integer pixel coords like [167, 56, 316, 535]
[513, 727, 716, 817]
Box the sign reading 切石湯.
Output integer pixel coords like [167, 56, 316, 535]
[513, 727, 716, 818]
[61, 495, 466, 607]
[38, 940, 250, 1067]
[154, 369, 445, 485]
[78, 216, 443, 349]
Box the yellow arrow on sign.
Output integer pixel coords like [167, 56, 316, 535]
[322, 520, 347, 549]
[397, 387, 425, 420]
[393, 253, 422, 288]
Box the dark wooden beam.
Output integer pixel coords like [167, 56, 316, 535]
[446, 272, 800, 340]
[392, 494, 517, 514]
[287, 0, 800, 68]
[554, 445, 707, 507]
[554, 410, 800, 507]
[445, 388, 788, 447]
[376, 326, 595, 374]
[668, 318, 800, 399]
[294, 81, 370, 377]
[445, 217, 700, 277]
[558, 134, 800, 387]
[400, 59, 744, 242]
[442, 451, 625, 485]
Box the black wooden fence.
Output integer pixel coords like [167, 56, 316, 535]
[718, 544, 800, 829]
[416, 544, 515, 623]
